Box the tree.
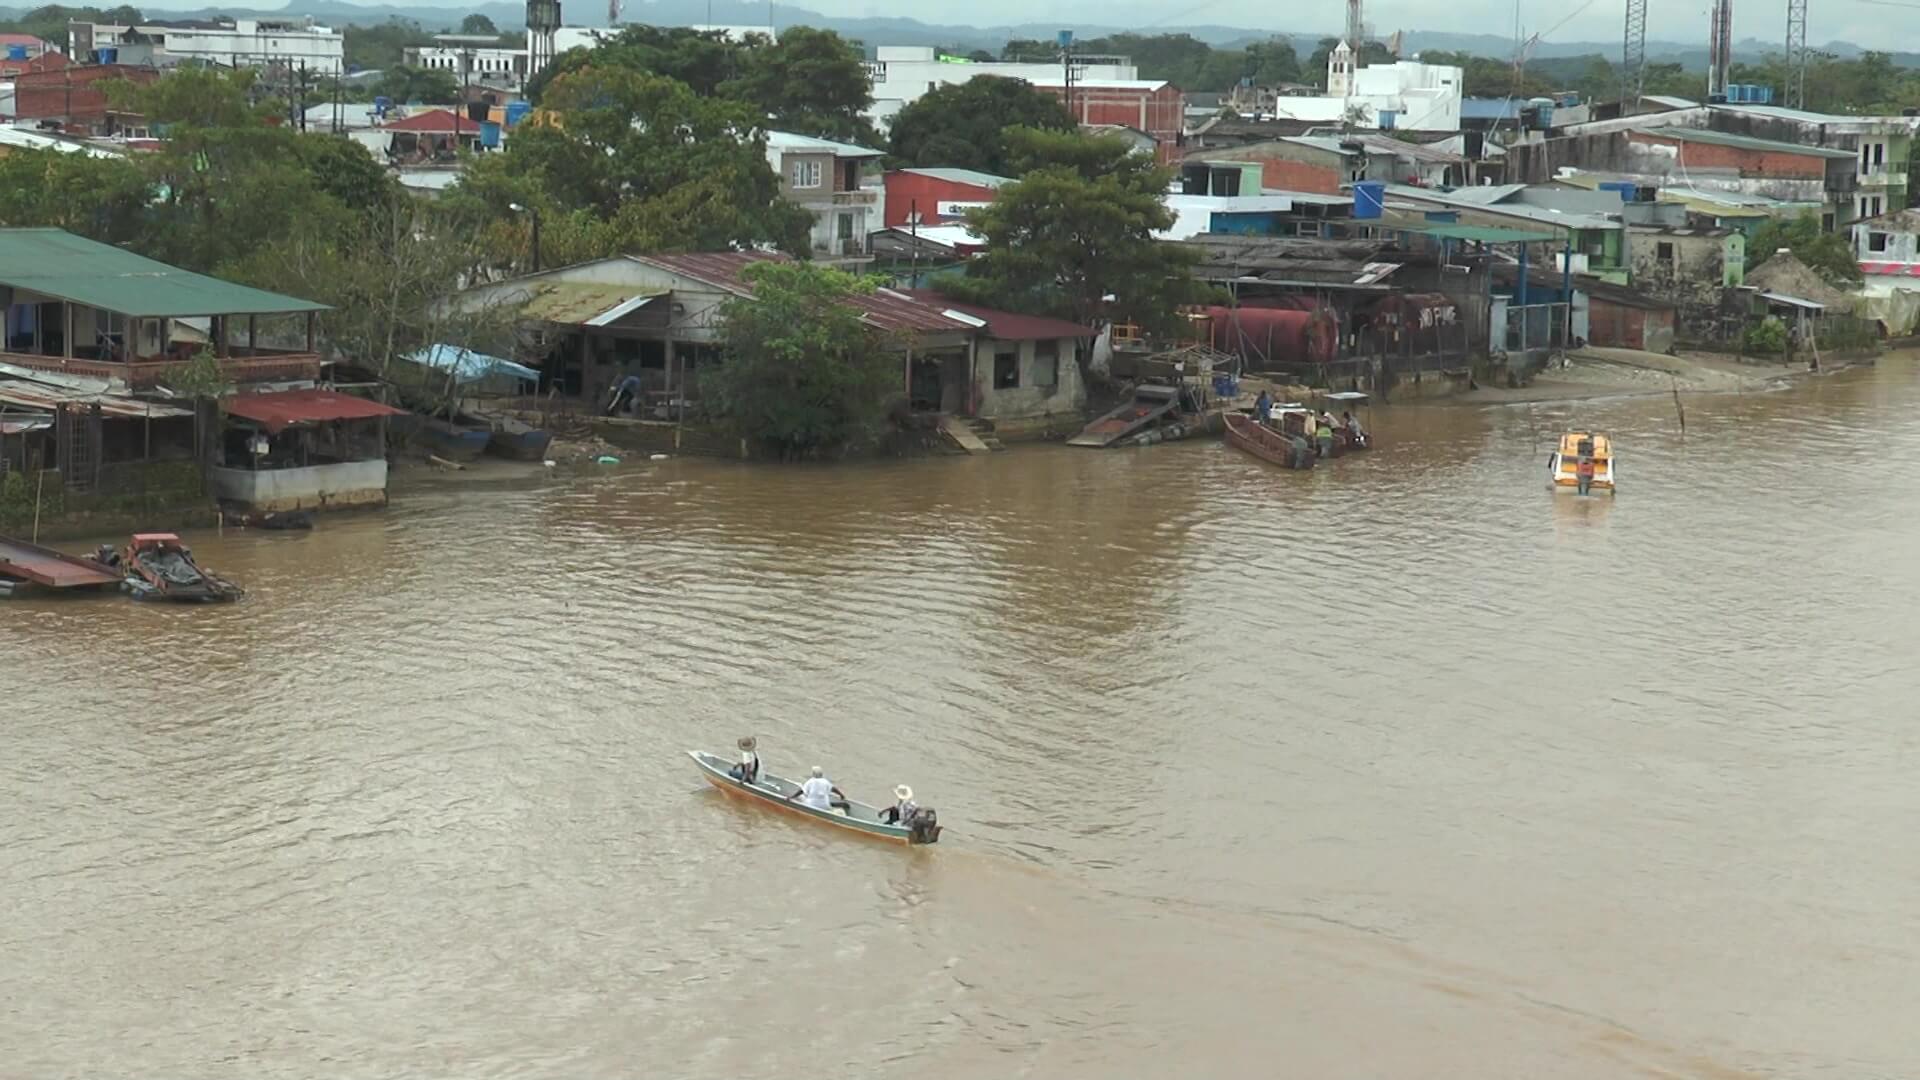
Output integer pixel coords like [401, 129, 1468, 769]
[525, 24, 747, 102]
[373, 65, 461, 104]
[0, 148, 151, 242]
[729, 26, 877, 143]
[1749, 214, 1865, 288]
[458, 13, 497, 35]
[342, 18, 436, 70]
[704, 262, 901, 458]
[445, 66, 811, 268]
[1244, 38, 1301, 85]
[945, 128, 1205, 336]
[886, 77, 1075, 177]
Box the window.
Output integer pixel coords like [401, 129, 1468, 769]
[1869, 231, 1890, 253]
[789, 159, 822, 189]
[1033, 341, 1059, 388]
[1656, 241, 1675, 265]
[993, 350, 1020, 389]
[1874, 142, 1886, 167]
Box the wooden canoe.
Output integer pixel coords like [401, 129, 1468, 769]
[1223, 412, 1314, 469]
[687, 750, 940, 845]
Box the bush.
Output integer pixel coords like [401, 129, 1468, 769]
[1743, 317, 1789, 355]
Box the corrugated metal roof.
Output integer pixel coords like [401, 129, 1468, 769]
[0, 379, 193, 419]
[1397, 223, 1560, 243]
[0, 229, 327, 317]
[765, 131, 884, 158]
[902, 291, 1095, 340]
[521, 282, 665, 324]
[626, 253, 969, 335]
[1637, 127, 1857, 159]
[381, 108, 470, 132]
[222, 388, 405, 433]
[898, 167, 1013, 188]
[628, 252, 772, 295]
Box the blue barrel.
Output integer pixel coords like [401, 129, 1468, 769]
[97, 46, 117, 63]
[1212, 374, 1238, 399]
[1352, 181, 1386, 219]
[1597, 180, 1636, 201]
[479, 120, 501, 148]
[6, 44, 27, 61]
[505, 100, 532, 126]
[373, 95, 391, 116]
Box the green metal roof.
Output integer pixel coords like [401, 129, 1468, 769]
[1641, 127, 1858, 160]
[1394, 223, 1560, 244]
[0, 229, 328, 317]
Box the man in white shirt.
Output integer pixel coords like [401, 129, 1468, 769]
[789, 766, 844, 812]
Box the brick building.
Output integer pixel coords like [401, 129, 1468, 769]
[12, 63, 157, 127]
[1030, 78, 1183, 163]
[881, 167, 1011, 228]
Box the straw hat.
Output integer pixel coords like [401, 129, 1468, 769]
[736, 736, 757, 752]
[894, 784, 913, 801]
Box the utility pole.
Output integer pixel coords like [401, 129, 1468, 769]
[1785, 0, 1809, 108]
[1058, 29, 1075, 125]
[1622, 0, 1647, 104]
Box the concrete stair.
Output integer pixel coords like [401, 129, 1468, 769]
[939, 416, 1004, 455]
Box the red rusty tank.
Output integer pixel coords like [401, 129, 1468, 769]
[1367, 292, 1463, 348]
[1200, 304, 1339, 367]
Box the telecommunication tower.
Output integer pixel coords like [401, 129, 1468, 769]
[1621, 0, 1647, 103]
[1785, 0, 1809, 107]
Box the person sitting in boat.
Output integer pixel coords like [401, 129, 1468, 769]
[1342, 411, 1366, 448]
[789, 766, 847, 813]
[728, 736, 760, 784]
[879, 785, 918, 826]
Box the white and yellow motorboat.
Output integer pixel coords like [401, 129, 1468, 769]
[1547, 431, 1616, 495]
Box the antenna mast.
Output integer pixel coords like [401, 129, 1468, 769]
[1346, 0, 1365, 50]
[1785, 0, 1809, 107]
[1622, 0, 1647, 104]
[1706, 0, 1733, 101]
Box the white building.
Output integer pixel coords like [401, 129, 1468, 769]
[69, 18, 345, 75]
[404, 45, 529, 89]
[551, 23, 773, 57]
[1267, 42, 1462, 132]
[765, 131, 885, 263]
[865, 45, 1137, 129]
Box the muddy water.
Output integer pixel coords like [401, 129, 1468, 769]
[6, 359, 1920, 1079]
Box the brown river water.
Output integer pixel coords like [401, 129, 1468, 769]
[6, 358, 1920, 1079]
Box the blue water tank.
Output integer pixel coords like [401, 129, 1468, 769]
[1378, 109, 1397, 130]
[479, 120, 501, 148]
[1352, 181, 1386, 219]
[1597, 180, 1636, 201]
[97, 46, 117, 63]
[505, 100, 532, 126]
[373, 95, 391, 116]
[6, 44, 27, 61]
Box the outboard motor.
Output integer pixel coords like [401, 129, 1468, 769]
[906, 807, 941, 845]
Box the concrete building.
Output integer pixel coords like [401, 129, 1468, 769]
[1029, 77, 1184, 163]
[1857, 208, 1920, 276]
[882, 167, 1011, 228]
[1196, 132, 1465, 195]
[551, 23, 771, 58]
[765, 131, 885, 263]
[403, 44, 529, 90]
[863, 45, 1136, 129]
[10, 63, 157, 129]
[1626, 225, 1745, 320]
[69, 18, 345, 75]
[1263, 43, 1463, 132]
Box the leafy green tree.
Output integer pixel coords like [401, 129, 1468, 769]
[1749, 214, 1865, 288]
[886, 76, 1075, 176]
[1244, 38, 1302, 85]
[375, 65, 461, 104]
[731, 26, 877, 143]
[458, 13, 497, 35]
[705, 261, 901, 458]
[342, 18, 436, 71]
[446, 66, 811, 267]
[946, 128, 1205, 336]
[525, 24, 748, 102]
[0, 148, 151, 241]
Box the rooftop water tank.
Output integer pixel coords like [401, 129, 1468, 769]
[479, 120, 501, 148]
[505, 100, 532, 127]
[6, 44, 27, 61]
[1352, 180, 1386, 219]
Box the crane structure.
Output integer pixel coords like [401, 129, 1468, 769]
[1785, 0, 1809, 107]
[1347, 0, 1366, 50]
[1621, 0, 1647, 104]
[1706, 0, 1734, 101]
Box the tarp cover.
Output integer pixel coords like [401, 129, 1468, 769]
[408, 343, 540, 384]
[223, 389, 406, 433]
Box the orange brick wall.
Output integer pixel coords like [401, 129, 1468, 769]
[1632, 133, 1827, 179]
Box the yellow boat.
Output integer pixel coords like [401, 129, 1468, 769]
[1548, 432, 1616, 495]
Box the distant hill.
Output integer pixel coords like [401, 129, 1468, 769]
[3, 0, 1912, 70]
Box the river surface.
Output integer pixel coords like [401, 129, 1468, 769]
[7, 359, 1920, 1079]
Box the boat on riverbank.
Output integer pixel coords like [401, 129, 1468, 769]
[419, 417, 491, 462]
[479, 413, 553, 462]
[121, 533, 243, 602]
[686, 750, 942, 846]
[1548, 431, 1616, 495]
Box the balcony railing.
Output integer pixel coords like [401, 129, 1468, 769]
[832, 189, 879, 205]
[0, 349, 323, 389]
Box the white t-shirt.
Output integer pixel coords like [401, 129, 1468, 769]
[799, 777, 834, 810]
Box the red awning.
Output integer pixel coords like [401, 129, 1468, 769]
[223, 389, 407, 433]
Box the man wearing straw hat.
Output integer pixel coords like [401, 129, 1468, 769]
[879, 785, 918, 826]
[728, 736, 760, 784]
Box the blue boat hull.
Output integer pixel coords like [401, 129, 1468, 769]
[423, 425, 490, 461]
[487, 428, 552, 461]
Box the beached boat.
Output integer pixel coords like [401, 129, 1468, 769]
[1548, 431, 1617, 495]
[121, 533, 243, 603]
[481, 413, 553, 462]
[1223, 411, 1315, 469]
[419, 417, 491, 462]
[686, 750, 942, 846]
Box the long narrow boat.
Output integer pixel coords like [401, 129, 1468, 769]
[1223, 412, 1314, 469]
[686, 750, 942, 846]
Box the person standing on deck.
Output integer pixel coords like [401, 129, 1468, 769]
[1254, 389, 1273, 424]
[1576, 452, 1596, 495]
[1289, 431, 1313, 469]
[1315, 413, 1335, 459]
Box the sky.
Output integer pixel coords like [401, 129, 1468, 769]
[116, 0, 1918, 52]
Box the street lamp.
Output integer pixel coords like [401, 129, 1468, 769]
[510, 202, 541, 272]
